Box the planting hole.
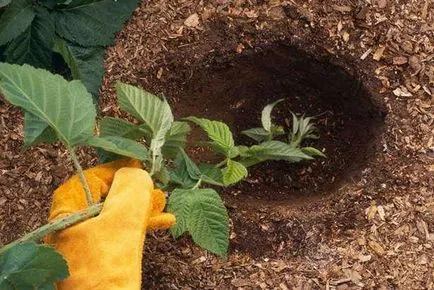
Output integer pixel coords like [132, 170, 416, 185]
[150, 43, 385, 202]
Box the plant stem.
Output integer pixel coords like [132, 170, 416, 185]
[0, 203, 103, 255]
[69, 148, 94, 206]
[291, 136, 302, 148]
[150, 152, 157, 176]
[192, 178, 202, 190]
[216, 159, 228, 168]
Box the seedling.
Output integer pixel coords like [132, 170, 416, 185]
[0, 63, 324, 287]
[241, 98, 286, 142]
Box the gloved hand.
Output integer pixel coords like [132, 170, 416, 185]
[44, 159, 176, 289]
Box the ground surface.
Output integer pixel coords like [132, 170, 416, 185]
[1, 0, 433, 289]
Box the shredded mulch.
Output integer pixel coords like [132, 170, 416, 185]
[1, 0, 433, 289]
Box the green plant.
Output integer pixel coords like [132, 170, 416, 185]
[241, 98, 286, 142]
[0, 0, 139, 96]
[0, 242, 69, 289]
[0, 63, 324, 286]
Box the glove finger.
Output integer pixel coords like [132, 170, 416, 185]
[86, 159, 143, 198]
[148, 213, 176, 230]
[49, 159, 142, 220]
[96, 168, 154, 229]
[148, 189, 176, 230]
[151, 189, 167, 215]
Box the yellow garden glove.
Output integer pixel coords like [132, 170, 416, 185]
[44, 159, 176, 289]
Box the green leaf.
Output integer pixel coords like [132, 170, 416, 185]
[290, 113, 319, 146]
[162, 121, 191, 158]
[54, 0, 139, 46]
[169, 150, 201, 188]
[4, 7, 55, 69]
[241, 127, 271, 142]
[167, 188, 192, 238]
[96, 148, 120, 163]
[0, 243, 69, 289]
[99, 116, 146, 163]
[116, 82, 174, 138]
[0, 0, 11, 8]
[154, 165, 170, 187]
[41, 0, 68, 9]
[235, 145, 250, 159]
[167, 188, 229, 258]
[0, 63, 96, 147]
[100, 117, 145, 139]
[240, 140, 312, 166]
[185, 117, 234, 156]
[116, 82, 173, 173]
[187, 189, 229, 258]
[149, 98, 173, 173]
[301, 146, 326, 158]
[297, 116, 315, 137]
[35, 285, 56, 290]
[261, 98, 284, 132]
[179, 150, 201, 180]
[228, 146, 241, 159]
[0, 0, 35, 46]
[170, 154, 225, 187]
[53, 37, 104, 96]
[222, 159, 248, 186]
[198, 163, 224, 186]
[24, 112, 57, 147]
[291, 112, 299, 137]
[169, 164, 198, 189]
[270, 124, 285, 136]
[86, 136, 148, 161]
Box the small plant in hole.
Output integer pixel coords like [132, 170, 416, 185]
[0, 63, 324, 287]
